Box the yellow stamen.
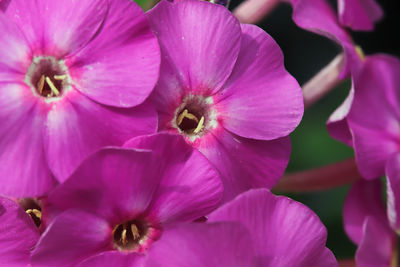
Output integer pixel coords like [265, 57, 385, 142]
[53, 75, 66, 80]
[37, 75, 45, 94]
[26, 208, 42, 219]
[177, 109, 200, 126]
[45, 77, 60, 96]
[131, 224, 140, 241]
[355, 46, 365, 61]
[121, 226, 128, 245]
[193, 116, 205, 134]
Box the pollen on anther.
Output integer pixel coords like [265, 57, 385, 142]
[193, 116, 205, 134]
[45, 77, 60, 96]
[37, 75, 45, 94]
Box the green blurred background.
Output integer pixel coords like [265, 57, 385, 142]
[136, 0, 400, 260]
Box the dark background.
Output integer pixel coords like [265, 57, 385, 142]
[226, 0, 400, 259]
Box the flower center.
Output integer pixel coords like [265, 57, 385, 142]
[25, 56, 70, 98]
[112, 220, 148, 251]
[19, 198, 42, 228]
[177, 109, 205, 134]
[173, 95, 217, 140]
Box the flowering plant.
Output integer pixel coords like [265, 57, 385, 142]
[0, 0, 398, 266]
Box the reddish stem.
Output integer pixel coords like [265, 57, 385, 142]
[302, 53, 345, 109]
[338, 259, 356, 267]
[233, 0, 281, 24]
[273, 158, 361, 192]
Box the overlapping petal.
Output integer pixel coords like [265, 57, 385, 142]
[77, 251, 145, 267]
[338, 0, 383, 31]
[347, 54, 400, 179]
[146, 0, 241, 94]
[124, 133, 223, 225]
[47, 148, 162, 223]
[343, 179, 388, 245]
[215, 24, 303, 140]
[44, 90, 157, 182]
[31, 210, 111, 267]
[208, 189, 337, 267]
[145, 223, 255, 267]
[69, 0, 160, 107]
[4, 0, 108, 56]
[0, 83, 57, 197]
[386, 154, 400, 232]
[198, 131, 290, 202]
[0, 197, 40, 267]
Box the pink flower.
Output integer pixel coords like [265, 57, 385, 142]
[343, 179, 397, 266]
[0, 196, 40, 266]
[338, 0, 383, 31]
[31, 134, 222, 266]
[145, 189, 337, 267]
[0, 0, 160, 197]
[147, 0, 303, 202]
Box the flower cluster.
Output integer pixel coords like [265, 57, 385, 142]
[0, 0, 397, 265]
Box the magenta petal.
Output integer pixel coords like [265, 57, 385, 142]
[208, 189, 337, 266]
[77, 251, 145, 267]
[355, 217, 395, 267]
[31, 210, 111, 267]
[44, 90, 157, 182]
[347, 54, 400, 179]
[199, 130, 290, 203]
[343, 179, 388, 245]
[70, 0, 160, 107]
[47, 148, 162, 223]
[146, 223, 255, 267]
[147, 0, 241, 93]
[0, 83, 57, 197]
[215, 24, 303, 140]
[0, 197, 40, 267]
[338, 0, 383, 31]
[326, 85, 354, 146]
[124, 133, 222, 225]
[0, 13, 31, 82]
[386, 154, 400, 232]
[290, 0, 360, 77]
[4, 0, 107, 56]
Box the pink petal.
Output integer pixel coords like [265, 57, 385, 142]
[290, 0, 361, 78]
[31, 210, 111, 267]
[44, 90, 157, 182]
[69, 0, 160, 107]
[338, 0, 383, 31]
[47, 148, 162, 223]
[0, 13, 31, 82]
[385, 153, 400, 232]
[146, 0, 241, 94]
[347, 54, 400, 179]
[0, 197, 40, 267]
[215, 24, 303, 140]
[198, 130, 290, 203]
[326, 85, 354, 146]
[77, 251, 145, 267]
[0, 83, 57, 197]
[208, 189, 337, 266]
[355, 217, 395, 267]
[4, 0, 108, 56]
[343, 179, 388, 245]
[145, 222, 256, 267]
[124, 133, 223, 225]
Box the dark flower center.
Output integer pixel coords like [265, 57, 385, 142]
[25, 56, 70, 98]
[176, 108, 205, 134]
[112, 220, 148, 251]
[19, 198, 42, 228]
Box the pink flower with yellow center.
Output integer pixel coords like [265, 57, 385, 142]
[0, 0, 160, 197]
[147, 0, 304, 202]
